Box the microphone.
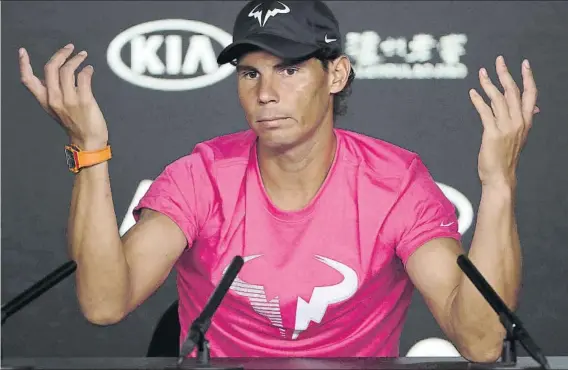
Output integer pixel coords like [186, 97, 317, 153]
[457, 255, 550, 370]
[2, 261, 76, 325]
[177, 255, 244, 367]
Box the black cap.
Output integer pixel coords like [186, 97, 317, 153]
[217, 0, 342, 65]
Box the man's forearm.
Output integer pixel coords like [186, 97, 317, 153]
[68, 161, 131, 325]
[451, 182, 522, 361]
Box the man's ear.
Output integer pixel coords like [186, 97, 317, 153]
[328, 55, 351, 94]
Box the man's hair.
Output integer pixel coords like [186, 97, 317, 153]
[312, 47, 356, 119]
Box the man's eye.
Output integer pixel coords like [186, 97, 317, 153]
[283, 68, 298, 76]
[242, 71, 258, 79]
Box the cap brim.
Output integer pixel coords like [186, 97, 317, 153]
[217, 33, 319, 65]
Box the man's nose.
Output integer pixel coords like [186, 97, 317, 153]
[257, 74, 279, 105]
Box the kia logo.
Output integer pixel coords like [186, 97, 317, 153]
[107, 19, 235, 91]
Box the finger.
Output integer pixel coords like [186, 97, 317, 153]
[478, 67, 509, 123]
[77, 65, 95, 103]
[60, 50, 88, 102]
[44, 44, 75, 109]
[521, 59, 538, 124]
[469, 89, 497, 131]
[19, 48, 48, 104]
[495, 56, 522, 122]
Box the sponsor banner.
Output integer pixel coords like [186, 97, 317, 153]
[345, 31, 468, 79]
[107, 19, 235, 91]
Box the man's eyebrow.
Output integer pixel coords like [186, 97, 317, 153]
[236, 64, 257, 73]
[235, 59, 305, 73]
[274, 61, 297, 69]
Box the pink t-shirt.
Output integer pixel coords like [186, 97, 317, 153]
[133, 128, 461, 358]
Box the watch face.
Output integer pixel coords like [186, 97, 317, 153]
[65, 149, 76, 169]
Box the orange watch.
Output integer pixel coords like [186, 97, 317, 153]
[64, 144, 112, 173]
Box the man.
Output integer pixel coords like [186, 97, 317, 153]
[18, 0, 538, 363]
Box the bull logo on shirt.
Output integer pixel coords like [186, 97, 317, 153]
[223, 254, 358, 340]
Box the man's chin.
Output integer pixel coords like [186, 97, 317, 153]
[256, 131, 299, 153]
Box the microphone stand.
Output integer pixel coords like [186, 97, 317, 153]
[172, 256, 244, 370]
[457, 255, 550, 370]
[1, 261, 76, 325]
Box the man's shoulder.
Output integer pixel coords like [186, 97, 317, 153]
[198, 129, 257, 160]
[337, 128, 421, 179]
[169, 129, 256, 169]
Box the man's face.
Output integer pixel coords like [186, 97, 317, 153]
[236, 50, 334, 151]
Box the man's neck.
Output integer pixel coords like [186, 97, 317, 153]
[257, 123, 337, 211]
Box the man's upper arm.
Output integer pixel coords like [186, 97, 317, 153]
[121, 208, 188, 313]
[119, 152, 214, 313]
[386, 157, 464, 338]
[405, 237, 464, 340]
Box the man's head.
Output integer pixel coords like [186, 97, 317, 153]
[217, 0, 354, 150]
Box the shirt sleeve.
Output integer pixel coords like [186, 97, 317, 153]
[388, 157, 462, 266]
[132, 151, 214, 247]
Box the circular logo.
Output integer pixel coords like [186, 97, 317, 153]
[436, 182, 474, 235]
[107, 19, 235, 91]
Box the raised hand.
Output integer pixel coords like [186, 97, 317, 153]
[19, 44, 109, 150]
[469, 56, 539, 189]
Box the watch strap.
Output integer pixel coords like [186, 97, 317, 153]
[76, 145, 112, 168]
